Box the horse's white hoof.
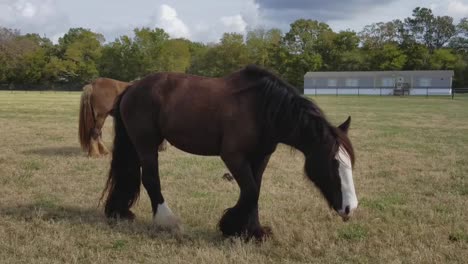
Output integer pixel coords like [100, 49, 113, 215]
[153, 202, 183, 233]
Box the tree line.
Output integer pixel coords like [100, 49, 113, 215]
[1, 7, 467, 92]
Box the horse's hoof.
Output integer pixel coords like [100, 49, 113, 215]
[153, 215, 183, 233]
[251, 226, 272, 242]
[121, 210, 136, 220]
[107, 210, 135, 221]
[219, 207, 245, 237]
[88, 152, 101, 158]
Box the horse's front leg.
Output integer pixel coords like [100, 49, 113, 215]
[219, 154, 270, 241]
[248, 155, 272, 239]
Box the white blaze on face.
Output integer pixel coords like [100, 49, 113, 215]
[336, 146, 358, 217]
[154, 202, 182, 232]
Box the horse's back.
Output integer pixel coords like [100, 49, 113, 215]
[121, 72, 258, 156]
[91, 78, 131, 115]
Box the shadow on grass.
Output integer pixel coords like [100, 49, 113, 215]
[22, 146, 84, 157]
[0, 203, 225, 245]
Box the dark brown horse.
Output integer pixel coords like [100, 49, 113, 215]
[101, 65, 358, 241]
[78, 78, 167, 157]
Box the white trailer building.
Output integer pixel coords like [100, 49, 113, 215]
[304, 70, 454, 96]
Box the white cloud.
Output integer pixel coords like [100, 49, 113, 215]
[16, 1, 37, 18]
[1, 0, 59, 22]
[154, 4, 190, 38]
[220, 15, 248, 34]
[0, 0, 69, 38]
[447, 0, 468, 19]
[2, 0, 465, 44]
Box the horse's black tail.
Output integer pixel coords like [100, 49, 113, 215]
[100, 90, 141, 219]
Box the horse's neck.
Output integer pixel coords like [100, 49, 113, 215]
[279, 114, 331, 154]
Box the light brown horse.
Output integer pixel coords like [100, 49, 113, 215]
[78, 77, 167, 157]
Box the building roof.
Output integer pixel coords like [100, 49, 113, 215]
[304, 70, 454, 78]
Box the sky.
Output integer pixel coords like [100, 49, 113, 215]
[1, 0, 467, 43]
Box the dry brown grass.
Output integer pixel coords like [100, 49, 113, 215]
[0, 91, 467, 263]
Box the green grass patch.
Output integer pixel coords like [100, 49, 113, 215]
[111, 240, 128, 250]
[337, 224, 368, 241]
[360, 193, 405, 212]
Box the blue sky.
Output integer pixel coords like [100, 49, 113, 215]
[1, 0, 467, 43]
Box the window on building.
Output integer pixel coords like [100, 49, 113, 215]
[381, 78, 395, 87]
[419, 78, 432, 87]
[345, 78, 359, 87]
[327, 79, 337, 87]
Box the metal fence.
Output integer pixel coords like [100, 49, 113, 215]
[1, 83, 467, 99]
[0, 83, 85, 92]
[452, 88, 468, 99]
[303, 86, 468, 99]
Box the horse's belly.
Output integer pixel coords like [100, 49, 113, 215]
[164, 130, 221, 156]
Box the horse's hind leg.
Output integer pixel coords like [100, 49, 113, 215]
[95, 114, 110, 156]
[88, 114, 107, 157]
[88, 136, 100, 158]
[127, 122, 181, 232]
[142, 151, 181, 232]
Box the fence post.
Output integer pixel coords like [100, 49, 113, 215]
[426, 87, 428, 98]
[452, 88, 454, 100]
[336, 87, 338, 97]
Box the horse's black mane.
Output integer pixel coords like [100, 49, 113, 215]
[240, 65, 355, 164]
[242, 65, 329, 139]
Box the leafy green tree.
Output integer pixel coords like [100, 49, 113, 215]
[0, 27, 21, 83]
[281, 19, 333, 89]
[12, 34, 52, 84]
[429, 49, 459, 69]
[337, 50, 367, 71]
[449, 18, 468, 53]
[245, 28, 280, 66]
[99, 28, 170, 81]
[366, 43, 407, 70]
[404, 7, 456, 51]
[323, 30, 360, 70]
[133, 27, 169, 75]
[159, 38, 191, 72]
[53, 28, 104, 83]
[199, 33, 249, 77]
[360, 20, 407, 48]
[402, 43, 431, 70]
[0, 30, 53, 84]
[186, 42, 213, 76]
[98, 35, 142, 81]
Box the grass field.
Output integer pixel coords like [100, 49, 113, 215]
[0, 91, 467, 263]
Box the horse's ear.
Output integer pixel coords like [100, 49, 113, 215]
[338, 116, 351, 134]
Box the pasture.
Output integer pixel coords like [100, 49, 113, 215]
[0, 91, 467, 263]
